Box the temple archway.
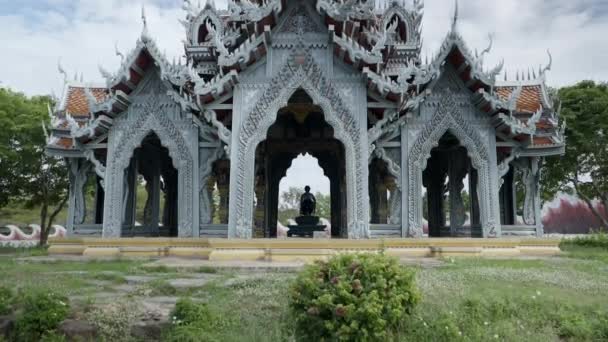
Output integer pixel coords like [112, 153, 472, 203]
[421, 132, 481, 237]
[253, 89, 347, 238]
[228, 53, 369, 239]
[102, 96, 195, 238]
[244, 85, 352, 238]
[407, 92, 497, 237]
[125, 132, 178, 237]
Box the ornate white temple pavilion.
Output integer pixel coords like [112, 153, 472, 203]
[46, 0, 565, 240]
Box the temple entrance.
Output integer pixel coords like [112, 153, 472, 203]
[277, 154, 331, 237]
[253, 89, 347, 238]
[422, 132, 481, 237]
[121, 132, 178, 237]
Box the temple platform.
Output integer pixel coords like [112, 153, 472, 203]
[48, 238, 562, 261]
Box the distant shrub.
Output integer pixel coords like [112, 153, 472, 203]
[288, 253, 419, 341]
[0, 286, 14, 315]
[14, 291, 69, 341]
[171, 298, 214, 327]
[561, 231, 608, 249]
[163, 298, 230, 342]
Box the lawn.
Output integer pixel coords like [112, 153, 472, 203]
[0, 245, 607, 341]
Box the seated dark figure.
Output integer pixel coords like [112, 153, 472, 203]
[299, 186, 316, 216]
[289, 186, 325, 237]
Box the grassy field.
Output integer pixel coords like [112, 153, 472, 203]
[0, 245, 607, 341]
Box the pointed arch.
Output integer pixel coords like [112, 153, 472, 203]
[102, 95, 195, 238]
[229, 49, 369, 239]
[407, 91, 498, 237]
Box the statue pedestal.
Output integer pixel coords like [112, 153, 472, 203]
[288, 216, 326, 238]
[287, 225, 327, 238]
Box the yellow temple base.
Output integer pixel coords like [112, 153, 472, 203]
[47, 238, 562, 262]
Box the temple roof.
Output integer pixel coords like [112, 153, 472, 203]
[61, 85, 108, 116]
[46, 0, 564, 160]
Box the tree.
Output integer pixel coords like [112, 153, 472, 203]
[0, 88, 69, 246]
[542, 81, 608, 228]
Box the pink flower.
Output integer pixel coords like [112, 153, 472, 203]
[335, 305, 347, 317]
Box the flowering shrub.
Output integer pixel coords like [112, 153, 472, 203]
[85, 301, 140, 342]
[288, 253, 419, 341]
[14, 291, 69, 341]
[163, 298, 231, 342]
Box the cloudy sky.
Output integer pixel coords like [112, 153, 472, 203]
[1, 0, 607, 194]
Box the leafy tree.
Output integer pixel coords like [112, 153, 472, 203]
[278, 186, 330, 224]
[0, 88, 69, 245]
[543, 81, 608, 227]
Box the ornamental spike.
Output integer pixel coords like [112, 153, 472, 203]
[542, 49, 552, 74]
[114, 42, 125, 62]
[47, 103, 54, 119]
[480, 33, 493, 57]
[141, 4, 147, 29]
[42, 121, 49, 141]
[57, 58, 68, 84]
[450, 0, 459, 32]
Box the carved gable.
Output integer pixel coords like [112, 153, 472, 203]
[275, 4, 325, 35]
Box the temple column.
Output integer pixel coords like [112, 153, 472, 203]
[499, 168, 516, 225]
[94, 176, 105, 225]
[123, 159, 137, 231]
[520, 157, 543, 236]
[148, 161, 161, 235]
[216, 160, 230, 224]
[448, 148, 468, 236]
[469, 168, 481, 236]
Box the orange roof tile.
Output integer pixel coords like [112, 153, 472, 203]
[65, 86, 108, 117]
[495, 86, 543, 114]
[533, 137, 553, 146]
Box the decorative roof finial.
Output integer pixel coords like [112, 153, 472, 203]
[141, 4, 152, 43]
[451, 0, 459, 32]
[542, 49, 552, 74]
[115, 42, 125, 62]
[141, 4, 147, 29]
[57, 58, 68, 84]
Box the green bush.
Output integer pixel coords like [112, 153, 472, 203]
[171, 298, 214, 327]
[163, 298, 230, 342]
[562, 231, 608, 249]
[14, 291, 70, 342]
[0, 286, 14, 315]
[288, 253, 419, 341]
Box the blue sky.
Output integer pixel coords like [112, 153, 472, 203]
[1, 0, 607, 194]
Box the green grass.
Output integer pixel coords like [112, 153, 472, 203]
[0, 203, 67, 227]
[0, 247, 607, 341]
[0, 246, 48, 257]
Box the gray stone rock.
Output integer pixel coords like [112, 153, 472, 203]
[168, 277, 216, 288]
[0, 315, 15, 339]
[130, 321, 170, 341]
[58, 319, 97, 342]
[124, 275, 157, 284]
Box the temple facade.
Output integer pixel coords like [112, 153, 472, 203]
[46, 0, 565, 239]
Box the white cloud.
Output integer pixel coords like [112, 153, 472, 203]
[279, 154, 330, 197]
[1, 0, 606, 95]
